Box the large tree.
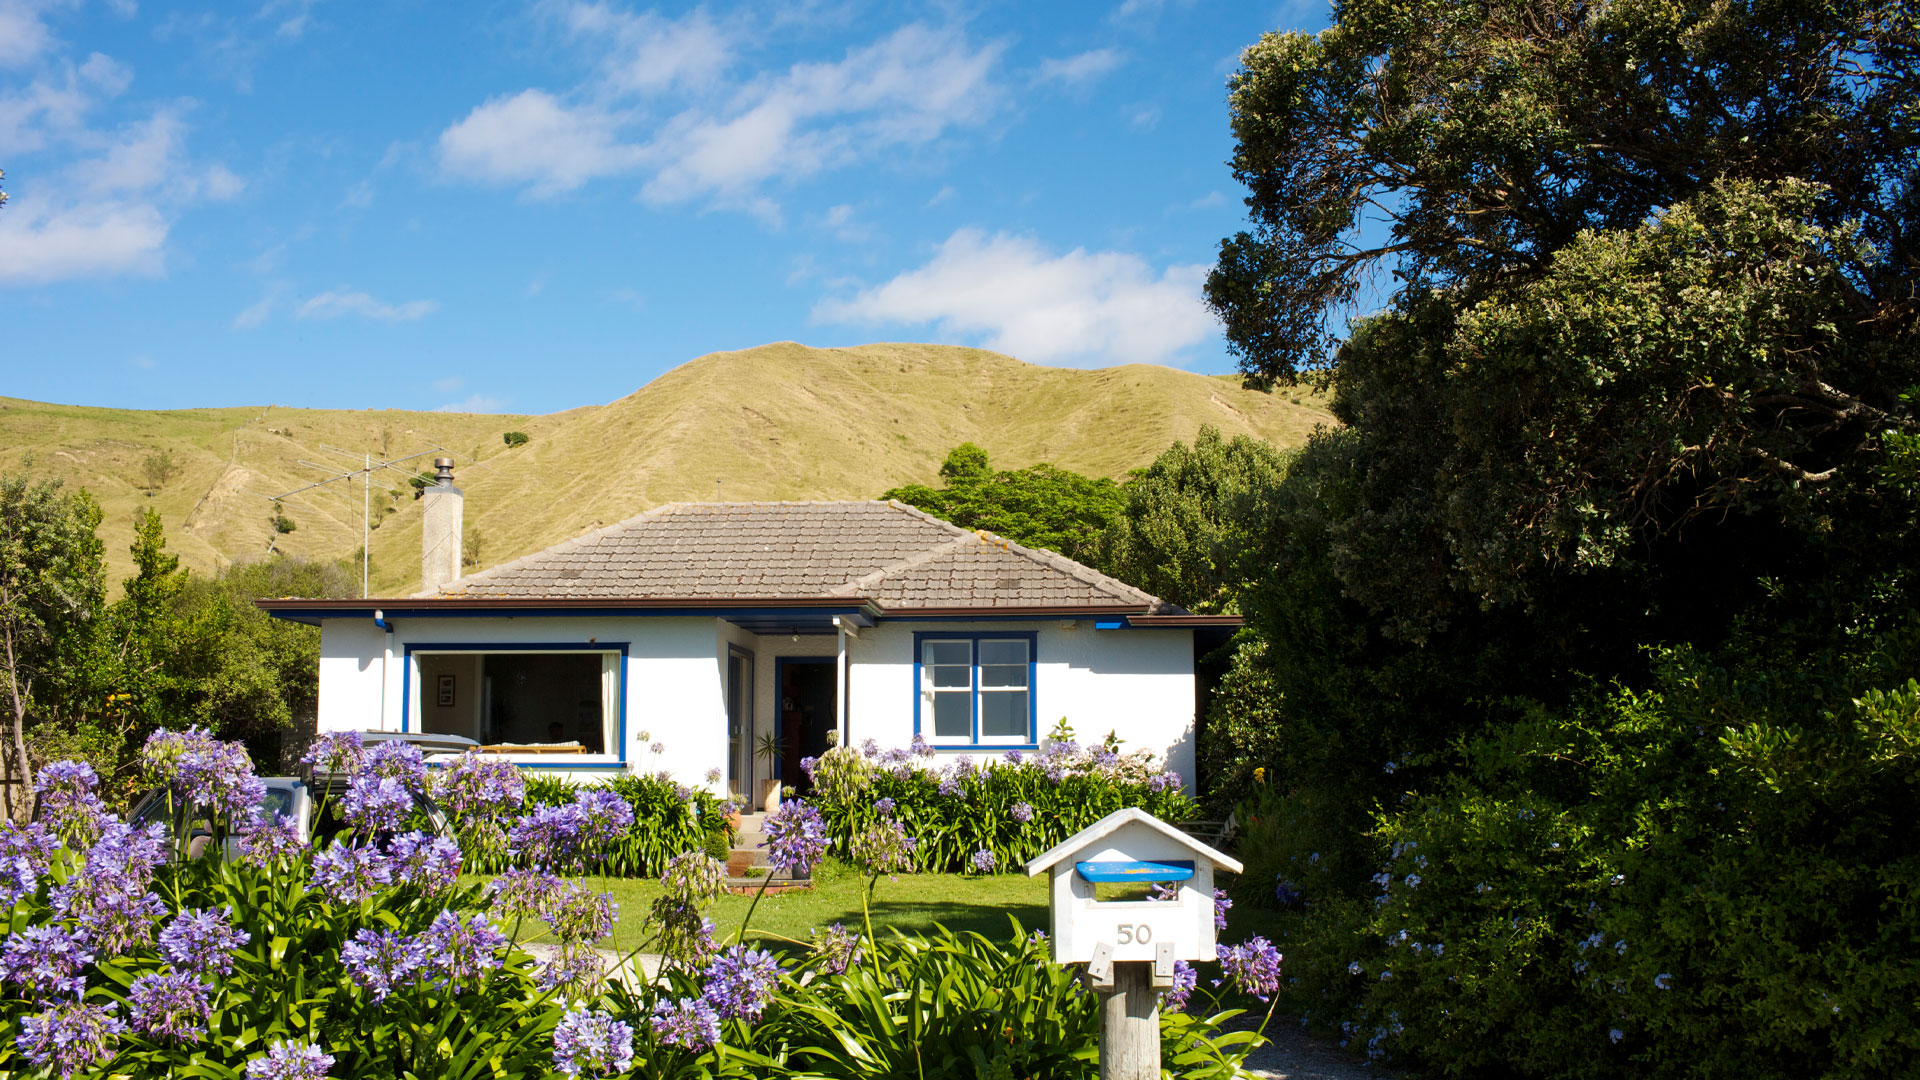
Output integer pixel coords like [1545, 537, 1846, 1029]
[882, 444, 1127, 567]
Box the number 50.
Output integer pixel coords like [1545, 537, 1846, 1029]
[1116, 924, 1153, 945]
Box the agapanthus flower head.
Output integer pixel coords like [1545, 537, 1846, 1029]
[651, 902, 718, 969]
[704, 767, 722, 784]
[850, 819, 916, 876]
[338, 775, 413, 835]
[969, 848, 996, 873]
[553, 1007, 635, 1077]
[542, 883, 617, 944]
[536, 943, 604, 1001]
[0, 925, 94, 1000]
[142, 728, 264, 824]
[1274, 877, 1302, 907]
[649, 742, 666, 756]
[340, 927, 429, 1002]
[1215, 936, 1284, 1001]
[701, 945, 781, 1022]
[301, 732, 364, 777]
[1161, 960, 1198, 1014]
[488, 867, 561, 922]
[809, 923, 862, 974]
[1045, 738, 1079, 759]
[1003, 749, 1024, 765]
[128, 970, 210, 1042]
[433, 751, 525, 820]
[798, 756, 819, 780]
[909, 732, 934, 758]
[937, 774, 964, 798]
[1213, 888, 1233, 931]
[507, 803, 585, 866]
[1009, 801, 1033, 824]
[34, 761, 111, 846]
[1148, 882, 1179, 903]
[649, 996, 721, 1052]
[860, 738, 879, 757]
[159, 906, 250, 976]
[245, 1038, 335, 1080]
[952, 755, 974, 773]
[660, 850, 725, 908]
[386, 830, 462, 893]
[15, 999, 124, 1078]
[238, 814, 307, 867]
[873, 797, 896, 816]
[309, 842, 392, 904]
[0, 821, 59, 907]
[1146, 772, 1181, 793]
[1090, 748, 1120, 770]
[419, 910, 507, 989]
[1043, 762, 1067, 784]
[761, 799, 828, 877]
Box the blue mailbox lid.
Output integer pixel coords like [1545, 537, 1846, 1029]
[1074, 859, 1195, 883]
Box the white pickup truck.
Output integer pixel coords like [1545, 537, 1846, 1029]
[122, 731, 478, 859]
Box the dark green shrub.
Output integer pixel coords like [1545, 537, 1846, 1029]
[502, 432, 529, 448]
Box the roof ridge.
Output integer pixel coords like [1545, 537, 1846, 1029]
[970, 530, 1181, 612]
[433, 502, 683, 597]
[832, 532, 983, 596]
[878, 498, 977, 538]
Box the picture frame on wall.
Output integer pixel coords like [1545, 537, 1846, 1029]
[437, 674, 456, 707]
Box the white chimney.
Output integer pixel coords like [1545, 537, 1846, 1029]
[421, 457, 462, 594]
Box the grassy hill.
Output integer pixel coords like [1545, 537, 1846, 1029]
[0, 342, 1333, 595]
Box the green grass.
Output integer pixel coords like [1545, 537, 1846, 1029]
[471, 858, 1050, 955]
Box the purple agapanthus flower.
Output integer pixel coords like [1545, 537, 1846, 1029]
[798, 756, 818, 779]
[649, 996, 721, 1052]
[434, 751, 525, 820]
[872, 797, 896, 816]
[1215, 936, 1284, 1001]
[850, 819, 916, 876]
[860, 738, 880, 757]
[338, 776, 413, 835]
[245, 1038, 335, 1080]
[237, 814, 307, 866]
[1003, 749, 1024, 765]
[1213, 888, 1233, 932]
[1161, 960, 1198, 1014]
[761, 799, 828, 877]
[128, 970, 211, 1042]
[553, 1007, 635, 1077]
[53, 824, 168, 957]
[909, 732, 934, 758]
[386, 831, 462, 893]
[937, 774, 964, 798]
[15, 999, 124, 1078]
[488, 867, 561, 922]
[0, 925, 94, 1000]
[1009, 802, 1033, 824]
[363, 739, 428, 792]
[1147, 772, 1182, 793]
[309, 842, 393, 904]
[542, 884, 617, 944]
[573, 789, 634, 846]
[0, 821, 59, 907]
[419, 910, 507, 989]
[34, 761, 111, 846]
[158, 907, 250, 976]
[536, 943, 604, 1001]
[142, 728, 266, 824]
[302, 731, 365, 777]
[704, 767, 722, 785]
[701, 945, 781, 1022]
[969, 849, 996, 873]
[809, 923, 862, 974]
[340, 927, 429, 1002]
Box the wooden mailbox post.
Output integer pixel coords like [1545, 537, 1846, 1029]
[1026, 808, 1244, 1080]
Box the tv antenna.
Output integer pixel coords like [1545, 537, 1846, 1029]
[266, 446, 445, 599]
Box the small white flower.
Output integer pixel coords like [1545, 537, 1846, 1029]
[1609, 1028, 1625, 1044]
[1654, 973, 1672, 990]
[1348, 961, 1362, 975]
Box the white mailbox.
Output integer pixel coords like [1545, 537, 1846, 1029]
[1026, 808, 1243, 983]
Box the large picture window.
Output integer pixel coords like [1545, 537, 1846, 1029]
[411, 647, 623, 760]
[916, 634, 1034, 746]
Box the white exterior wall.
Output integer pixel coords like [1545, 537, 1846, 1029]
[316, 616, 1197, 792]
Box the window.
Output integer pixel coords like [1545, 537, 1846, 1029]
[917, 635, 1034, 746]
[411, 647, 623, 760]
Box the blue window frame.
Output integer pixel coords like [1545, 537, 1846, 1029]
[401, 642, 628, 769]
[911, 631, 1037, 748]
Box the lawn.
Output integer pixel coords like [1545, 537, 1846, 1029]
[470, 858, 1051, 955]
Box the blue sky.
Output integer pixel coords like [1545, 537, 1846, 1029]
[1, 0, 1328, 414]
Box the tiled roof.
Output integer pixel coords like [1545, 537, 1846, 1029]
[435, 501, 1180, 613]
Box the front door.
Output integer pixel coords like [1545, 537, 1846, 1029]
[777, 658, 835, 795]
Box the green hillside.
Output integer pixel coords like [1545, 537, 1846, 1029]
[0, 342, 1332, 595]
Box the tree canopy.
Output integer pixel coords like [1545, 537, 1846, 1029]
[882, 445, 1126, 566]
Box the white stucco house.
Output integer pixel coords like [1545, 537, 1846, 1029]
[260, 462, 1238, 797]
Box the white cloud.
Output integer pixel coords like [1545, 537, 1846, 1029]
[431, 376, 463, 393]
[436, 19, 1004, 212]
[296, 289, 437, 322]
[232, 291, 276, 328]
[0, 197, 167, 283]
[438, 90, 639, 197]
[0, 0, 68, 69]
[812, 228, 1218, 368]
[433, 393, 506, 413]
[1036, 48, 1124, 86]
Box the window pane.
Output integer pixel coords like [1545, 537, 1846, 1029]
[980, 690, 1028, 738]
[978, 639, 1027, 665]
[980, 663, 1026, 688]
[930, 665, 971, 689]
[924, 641, 971, 666]
[481, 653, 606, 753]
[931, 692, 971, 737]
